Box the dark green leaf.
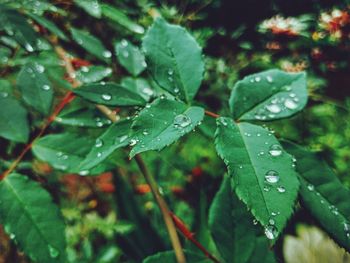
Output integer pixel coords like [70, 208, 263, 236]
[215, 117, 299, 240]
[0, 173, 66, 263]
[73, 0, 101, 18]
[27, 13, 68, 41]
[247, 237, 276, 263]
[70, 28, 112, 62]
[282, 141, 350, 251]
[73, 82, 146, 106]
[76, 65, 113, 84]
[142, 18, 204, 103]
[121, 77, 154, 101]
[209, 176, 256, 263]
[115, 39, 146, 76]
[0, 94, 29, 143]
[143, 250, 211, 263]
[129, 98, 204, 158]
[229, 69, 307, 121]
[79, 119, 132, 170]
[17, 62, 54, 114]
[101, 4, 144, 34]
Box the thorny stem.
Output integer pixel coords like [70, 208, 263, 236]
[55, 45, 186, 263]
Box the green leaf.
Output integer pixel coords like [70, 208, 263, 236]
[247, 237, 276, 263]
[143, 250, 211, 263]
[0, 94, 29, 143]
[0, 173, 66, 263]
[115, 39, 146, 76]
[229, 69, 307, 121]
[214, 117, 299, 240]
[129, 98, 204, 158]
[17, 62, 54, 114]
[209, 176, 256, 263]
[142, 18, 204, 103]
[73, 82, 146, 106]
[27, 13, 68, 41]
[0, 5, 41, 52]
[76, 65, 113, 84]
[79, 119, 131, 170]
[32, 133, 109, 175]
[282, 141, 350, 251]
[73, 0, 101, 18]
[101, 4, 144, 34]
[121, 77, 154, 101]
[70, 28, 112, 62]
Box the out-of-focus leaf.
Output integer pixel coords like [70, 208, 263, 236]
[73, 0, 101, 18]
[101, 4, 144, 34]
[70, 28, 112, 62]
[215, 117, 299, 240]
[121, 77, 154, 101]
[76, 66, 113, 84]
[115, 39, 146, 76]
[73, 82, 146, 106]
[142, 18, 204, 103]
[0, 173, 67, 263]
[129, 98, 204, 158]
[17, 62, 54, 114]
[229, 69, 307, 121]
[0, 93, 29, 143]
[283, 141, 350, 251]
[27, 13, 68, 41]
[79, 119, 131, 170]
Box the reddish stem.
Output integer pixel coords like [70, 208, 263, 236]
[169, 212, 221, 263]
[0, 92, 75, 180]
[205, 110, 220, 118]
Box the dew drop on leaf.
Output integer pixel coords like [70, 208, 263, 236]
[95, 138, 103, 148]
[268, 144, 283, 157]
[48, 245, 60, 258]
[101, 93, 112, 101]
[284, 98, 298, 110]
[41, 85, 50, 91]
[277, 186, 286, 193]
[103, 50, 112, 58]
[266, 104, 281, 114]
[174, 114, 191, 128]
[307, 184, 315, 191]
[78, 170, 89, 176]
[265, 170, 280, 183]
[264, 225, 278, 240]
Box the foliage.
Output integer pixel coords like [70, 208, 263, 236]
[0, 1, 349, 263]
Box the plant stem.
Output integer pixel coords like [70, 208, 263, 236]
[205, 110, 220, 118]
[55, 44, 186, 263]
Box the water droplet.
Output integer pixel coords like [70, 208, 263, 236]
[118, 135, 128, 143]
[143, 130, 149, 135]
[95, 139, 103, 148]
[265, 170, 280, 183]
[79, 170, 89, 176]
[9, 233, 15, 239]
[0, 92, 9, 98]
[81, 66, 89, 72]
[174, 114, 191, 128]
[268, 219, 275, 225]
[264, 225, 278, 239]
[255, 76, 261, 82]
[266, 104, 281, 114]
[25, 43, 34, 52]
[168, 69, 174, 75]
[220, 118, 228, 126]
[289, 93, 296, 98]
[121, 39, 128, 47]
[142, 61, 147, 67]
[35, 64, 45, 73]
[271, 212, 277, 216]
[48, 245, 60, 258]
[269, 144, 283, 157]
[101, 93, 112, 101]
[97, 152, 102, 158]
[344, 222, 350, 238]
[103, 50, 112, 58]
[42, 84, 50, 91]
[253, 219, 258, 225]
[283, 85, 292, 91]
[129, 139, 137, 146]
[284, 98, 298, 110]
[277, 186, 286, 193]
[307, 184, 315, 191]
[96, 121, 103, 127]
[142, 87, 153, 96]
[239, 165, 243, 169]
[174, 87, 179, 93]
[266, 76, 273, 83]
[263, 185, 270, 192]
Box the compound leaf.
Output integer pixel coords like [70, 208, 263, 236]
[0, 173, 66, 263]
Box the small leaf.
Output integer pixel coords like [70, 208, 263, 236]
[27, 13, 68, 41]
[0, 173, 67, 263]
[79, 119, 132, 170]
[17, 62, 54, 114]
[101, 4, 144, 34]
[209, 176, 256, 263]
[73, 82, 147, 106]
[129, 98, 204, 158]
[32, 133, 110, 175]
[143, 250, 211, 263]
[73, 0, 101, 18]
[115, 39, 146, 76]
[283, 141, 350, 251]
[229, 69, 307, 121]
[214, 117, 299, 240]
[70, 27, 112, 62]
[142, 18, 205, 103]
[121, 77, 154, 101]
[0, 94, 29, 143]
[76, 65, 113, 84]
